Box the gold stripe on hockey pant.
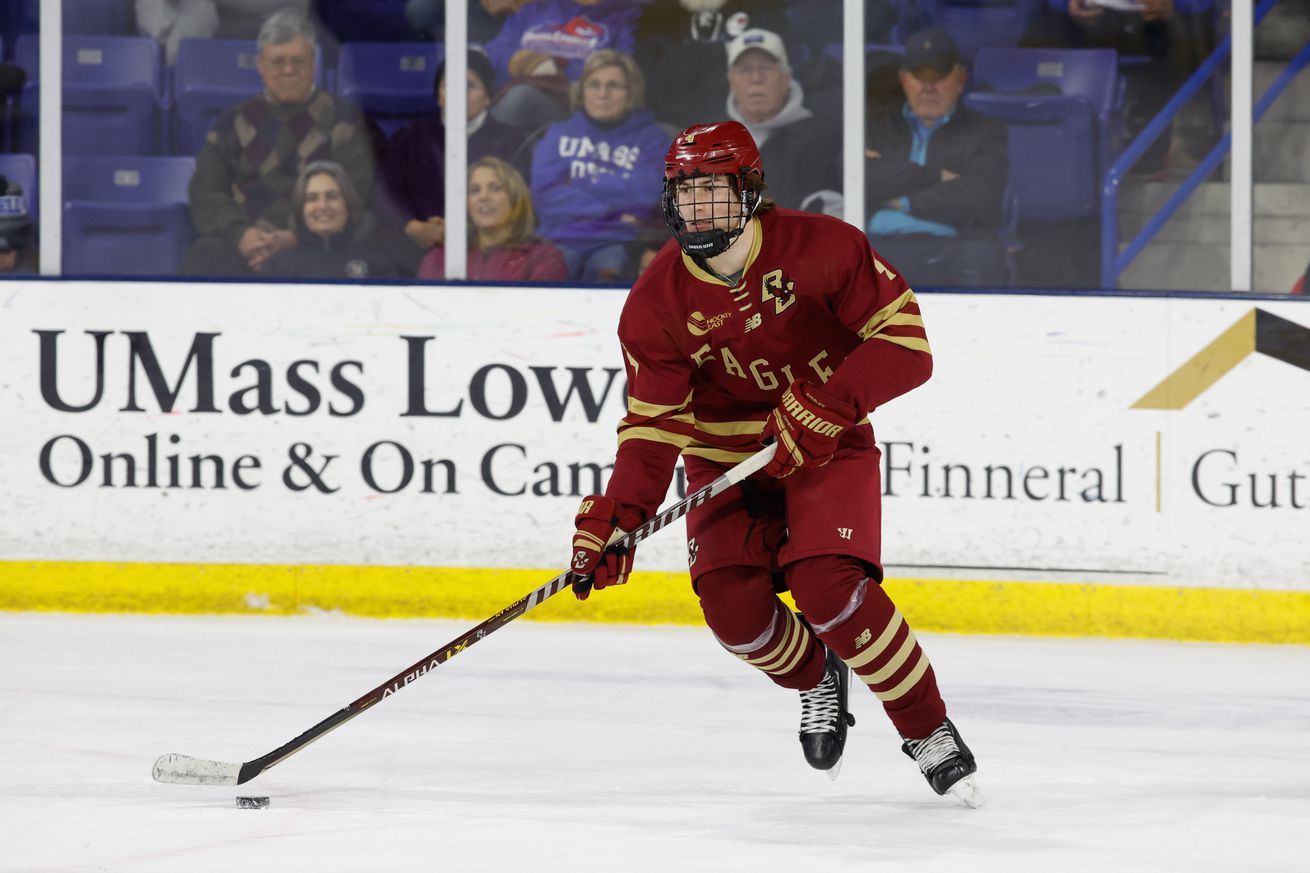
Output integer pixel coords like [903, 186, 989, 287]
[743, 609, 809, 676]
[844, 608, 907, 670]
[841, 608, 934, 701]
[856, 626, 919, 686]
[869, 653, 931, 702]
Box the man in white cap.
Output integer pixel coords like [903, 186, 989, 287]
[723, 27, 840, 213]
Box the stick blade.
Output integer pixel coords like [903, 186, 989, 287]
[152, 753, 242, 786]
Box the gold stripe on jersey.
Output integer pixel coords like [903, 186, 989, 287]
[617, 426, 693, 450]
[682, 445, 759, 463]
[625, 407, 695, 429]
[627, 392, 694, 419]
[693, 417, 766, 437]
[622, 342, 640, 376]
[884, 311, 927, 329]
[871, 334, 932, 354]
[679, 217, 764, 287]
[857, 289, 919, 341]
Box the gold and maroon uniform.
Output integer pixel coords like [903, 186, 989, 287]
[603, 207, 947, 738]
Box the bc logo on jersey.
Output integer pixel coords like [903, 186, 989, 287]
[761, 269, 796, 316]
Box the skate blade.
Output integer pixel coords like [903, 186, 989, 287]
[947, 775, 983, 808]
[825, 757, 843, 782]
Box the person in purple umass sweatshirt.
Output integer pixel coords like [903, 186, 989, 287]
[529, 49, 670, 283]
[484, 0, 643, 87]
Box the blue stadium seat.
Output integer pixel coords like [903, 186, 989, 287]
[318, 1, 415, 43]
[915, 0, 1043, 61]
[63, 0, 136, 35]
[15, 34, 164, 155]
[964, 47, 1119, 222]
[337, 42, 441, 137]
[14, 0, 135, 38]
[62, 155, 195, 275]
[0, 151, 36, 220]
[171, 38, 326, 156]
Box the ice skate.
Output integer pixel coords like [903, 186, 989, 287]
[798, 646, 855, 779]
[901, 717, 982, 807]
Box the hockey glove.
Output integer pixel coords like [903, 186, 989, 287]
[761, 379, 859, 478]
[570, 495, 644, 600]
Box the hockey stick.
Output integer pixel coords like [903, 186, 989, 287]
[152, 443, 776, 786]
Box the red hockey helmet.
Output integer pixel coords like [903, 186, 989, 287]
[664, 121, 764, 183]
[662, 121, 765, 258]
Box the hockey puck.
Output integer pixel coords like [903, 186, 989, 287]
[235, 796, 270, 809]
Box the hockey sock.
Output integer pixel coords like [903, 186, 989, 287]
[696, 564, 826, 690]
[788, 555, 947, 739]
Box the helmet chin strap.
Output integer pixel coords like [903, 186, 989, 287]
[666, 185, 758, 259]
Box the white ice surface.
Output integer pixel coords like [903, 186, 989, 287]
[3, 612, 1308, 873]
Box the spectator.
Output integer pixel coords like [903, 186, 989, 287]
[634, 0, 790, 130]
[379, 47, 529, 254]
[1293, 259, 1308, 295]
[530, 49, 668, 282]
[183, 9, 375, 277]
[723, 28, 840, 212]
[261, 161, 420, 279]
[865, 28, 1009, 287]
[418, 156, 569, 282]
[485, 0, 644, 130]
[136, 0, 311, 62]
[0, 174, 35, 274]
[405, 0, 529, 45]
[1023, 0, 1217, 174]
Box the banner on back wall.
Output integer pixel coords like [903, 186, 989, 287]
[1, 282, 1308, 633]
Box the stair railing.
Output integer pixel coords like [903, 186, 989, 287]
[1099, 0, 1310, 288]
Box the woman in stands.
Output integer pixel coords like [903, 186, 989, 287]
[417, 156, 568, 282]
[261, 161, 421, 280]
[528, 49, 668, 282]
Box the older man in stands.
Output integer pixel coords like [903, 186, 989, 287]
[724, 28, 840, 213]
[866, 28, 1009, 287]
[183, 9, 376, 277]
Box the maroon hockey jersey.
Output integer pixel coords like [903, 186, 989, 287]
[605, 207, 933, 518]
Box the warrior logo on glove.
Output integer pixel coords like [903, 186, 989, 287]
[760, 379, 860, 478]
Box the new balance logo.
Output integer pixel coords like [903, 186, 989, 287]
[837, 527, 853, 540]
[854, 628, 872, 649]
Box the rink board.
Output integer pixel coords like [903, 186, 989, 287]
[1, 280, 1308, 642]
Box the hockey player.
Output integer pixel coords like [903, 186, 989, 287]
[567, 121, 980, 805]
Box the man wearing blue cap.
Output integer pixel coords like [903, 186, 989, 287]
[865, 28, 1009, 287]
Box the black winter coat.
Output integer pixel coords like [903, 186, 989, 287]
[866, 104, 1009, 236]
[260, 214, 422, 280]
[635, 0, 790, 129]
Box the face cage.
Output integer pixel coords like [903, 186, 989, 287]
[661, 172, 759, 259]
